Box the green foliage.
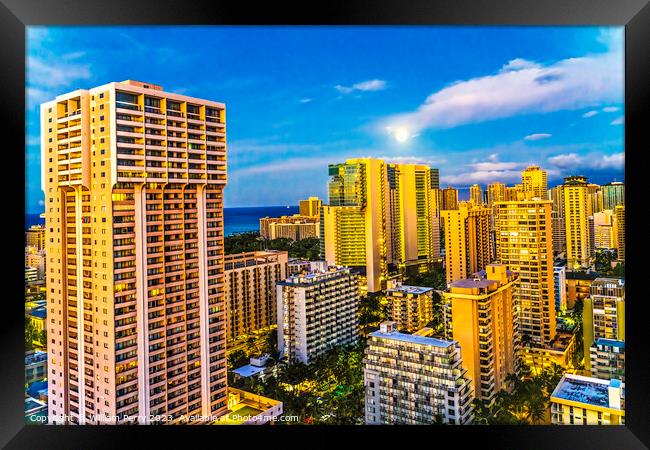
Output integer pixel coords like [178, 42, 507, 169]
[228, 349, 248, 370]
[472, 362, 565, 425]
[224, 232, 321, 260]
[25, 319, 38, 351]
[230, 342, 367, 425]
[406, 267, 446, 290]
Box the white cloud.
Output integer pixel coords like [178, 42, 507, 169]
[231, 157, 334, 176]
[299, 98, 313, 103]
[442, 170, 523, 185]
[611, 116, 624, 125]
[379, 39, 622, 132]
[335, 79, 387, 94]
[500, 58, 541, 72]
[524, 133, 552, 141]
[547, 152, 624, 170]
[602, 106, 619, 112]
[583, 110, 599, 118]
[372, 155, 446, 166]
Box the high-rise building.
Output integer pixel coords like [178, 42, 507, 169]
[276, 267, 359, 364]
[224, 251, 288, 342]
[583, 278, 625, 372]
[385, 163, 439, 268]
[553, 266, 567, 312]
[385, 284, 435, 333]
[441, 186, 459, 211]
[442, 264, 519, 404]
[364, 321, 474, 425]
[321, 158, 388, 293]
[586, 183, 601, 217]
[322, 158, 439, 292]
[551, 211, 566, 255]
[505, 185, 524, 201]
[430, 168, 440, 190]
[590, 339, 625, 382]
[550, 375, 624, 425]
[522, 165, 547, 200]
[442, 202, 493, 284]
[495, 199, 556, 346]
[487, 182, 506, 208]
[42, 80, 228, 424]
[548, 185, 565, 217]
[593, 210, 616, 250]
[259, 215, 320, 240]
[563, 176, 592, 269]
[299, 196, 322, 218]
[469, 184, 483, 206]
[26, 224, 46, 251]
[601, 182, 625, 210]
[615, 206, 625, 262]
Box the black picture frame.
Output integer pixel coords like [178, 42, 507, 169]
[2, 0, 648, 448]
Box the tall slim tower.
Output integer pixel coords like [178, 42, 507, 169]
[441, 202, 493, 284]
[563, 176, 591, 269]
[322, 158, 388, 292]
[522, 165, 547, 200]
[386, 163, 438, 268]
[469, 184, 483, 206]
[615, 205, 625, 262]
[441, 186, 459, 211]
[487, 182, 506, 208]
[495, 200, 556, 346]
[42, 80, 228, 424]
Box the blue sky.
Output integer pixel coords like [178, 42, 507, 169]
[26, 26, 624, 212]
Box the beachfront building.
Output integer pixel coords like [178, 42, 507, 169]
[259, 214, 320, 240]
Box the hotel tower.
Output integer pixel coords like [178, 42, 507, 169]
[42, 80, 228, 424]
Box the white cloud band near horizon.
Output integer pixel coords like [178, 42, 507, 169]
[335, 79, 387, 94]
[379, 35, 622, 133]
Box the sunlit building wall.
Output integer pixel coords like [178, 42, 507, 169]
[42, 80, 228, 424]
[563, 176, 592, 269]
[442, 202, 493, 284]
[495, 199, 556, 346]
[224, 251, 288, 342]
[442, 264, 519, 404]
[521, 165, 547, 200]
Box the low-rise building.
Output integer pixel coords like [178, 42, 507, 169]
[25, 350, 47, 385]
[550, 374, 624, 425]
[277, 266, 360, 364]
[363, 321, 474, 425]
[215, 388, 283, 425]
[385, 284, 434, 333]
[232, 354, 275, 381]
[590, 338, 625, 382]
[520, 330, 577, 373]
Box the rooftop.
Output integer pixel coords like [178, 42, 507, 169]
[232, 364, 266, 378]
[29, 306, 46, 319]
[451, 278, 498, 289]
[25, 350, 47, 365]
[386, 285, 434, 295]
[552, 375, 623, 409]
[595, 338, 625, 349]
[370, 329, 454, 348]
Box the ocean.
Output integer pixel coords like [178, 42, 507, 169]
[25, 205, 299, 237]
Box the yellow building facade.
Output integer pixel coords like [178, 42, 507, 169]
[442, 202, 493, 284]
[563, 176, 592, 269]
[495, 200, 556, 346]
[521, 165, 548, 200]
[442, 264, 519, 404]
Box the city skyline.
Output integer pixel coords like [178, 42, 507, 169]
[26, 26, 624, 213]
